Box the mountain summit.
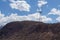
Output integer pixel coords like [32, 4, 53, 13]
[0, 21, 60, 40]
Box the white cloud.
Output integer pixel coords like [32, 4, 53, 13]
[0, 11, 5, 19]
[56, 16, 60, 22]
[40, 16, 52, 23]
[0, 11, 52, 26]
[9, 0, 25, 2]
[38, 0, 47, 7]
[48, 8, 60, 22]
[48, 8, 60, 15]
[10, 0, 30, 11]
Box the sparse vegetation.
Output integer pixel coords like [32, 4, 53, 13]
[0, 21, 60, 40]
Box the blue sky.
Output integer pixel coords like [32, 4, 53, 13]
[0, 0, 60, 25]
[0, 0, 38, 15]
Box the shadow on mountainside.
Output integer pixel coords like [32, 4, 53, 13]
[0, 21, 60, 40]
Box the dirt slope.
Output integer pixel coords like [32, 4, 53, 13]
[0, 21, 60, 40]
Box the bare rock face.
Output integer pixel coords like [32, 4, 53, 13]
[0, 21, 60, 40]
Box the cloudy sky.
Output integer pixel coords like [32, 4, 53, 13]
[0, 0, 60, 26]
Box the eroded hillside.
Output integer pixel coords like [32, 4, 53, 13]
[0, 21, 60, 40]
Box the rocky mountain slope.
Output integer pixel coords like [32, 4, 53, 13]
[0, 21, 60, 40]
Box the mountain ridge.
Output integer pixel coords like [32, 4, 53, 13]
[0, 21, 60, 40]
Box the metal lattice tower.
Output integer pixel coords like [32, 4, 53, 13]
[37, 7, 42, 22]
[37, 0, 43, 22]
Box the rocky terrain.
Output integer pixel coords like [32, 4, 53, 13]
[0, 21, 60, 40]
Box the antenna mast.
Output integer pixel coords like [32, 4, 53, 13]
[37, 6, 42, 22]
[37, 0, 42, 22]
